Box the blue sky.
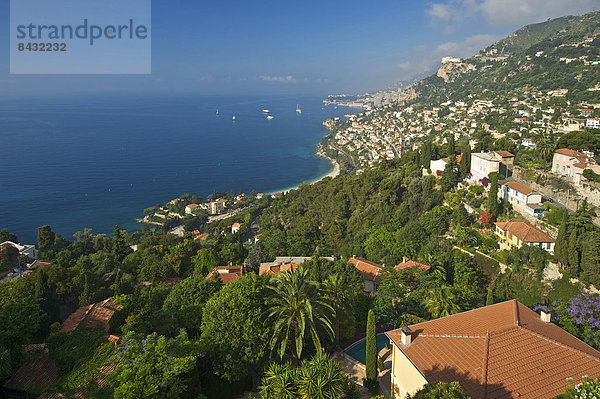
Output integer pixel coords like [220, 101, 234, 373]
[1, 0, 599, 95]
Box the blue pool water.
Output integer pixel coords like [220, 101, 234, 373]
[344, 333, 390, 365]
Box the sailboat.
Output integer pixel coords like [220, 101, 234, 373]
[296, 104, 302, 114]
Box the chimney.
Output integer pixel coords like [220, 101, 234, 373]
[401, 326, 412, 346]
[403, 256, 408, 263]
[540, 306, 552, 323]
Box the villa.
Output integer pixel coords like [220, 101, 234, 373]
[470, 151, 514, 182]
[552, 148, 600, 185]
[386, 300, 600, 398]
[206, 265, 243, 284]
[348, 257, 384, 294]
[499, 181, 544, 216]
[494, 221, 555, 253]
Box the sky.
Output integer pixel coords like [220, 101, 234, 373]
[0, 0, 599, 96]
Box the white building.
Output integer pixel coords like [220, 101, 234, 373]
[586, 118, 600, 129]
[500, 181, 544, 216]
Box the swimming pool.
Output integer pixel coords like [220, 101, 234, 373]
[344, 333, 390, 365]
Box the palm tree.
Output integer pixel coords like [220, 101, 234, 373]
[323, 274, 354, 347]
[424, 285, 461, 319]
[297, 352, 346, 399]
[534, 130, 555, 172]
[265, 266, 335, 361]
[259, 362, 297, 399]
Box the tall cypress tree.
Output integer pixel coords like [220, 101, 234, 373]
[486, 174, 499, 218]
[581, 231, 600, 286]
[459, 146, 471, 178]
[447, 134, 455, 157]
[554, 212, 569, 266]
[365, 309, 377, 382]
[112, 225, 129, 262]
[79, 274, 93, 306]
[568, 228, 580, 273]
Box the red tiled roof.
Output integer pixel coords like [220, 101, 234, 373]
[348, 257, 383, 284]
[555, 148, 586, 158]
[186, 203, 199, 209]
[259, 263, 299, 275]
[206, 265, 243, 284]
[3, 345, 58, 393]
[441, 154, 463, 164]
[395, 258, 430, 271]
[387, 300, 600, 399]
[60, 298, 123, 333]
[494, 150, 515, 158]
[504, 181, 536, 195]
[495, 221, 555, 243]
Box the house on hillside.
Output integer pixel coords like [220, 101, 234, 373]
[348, 257, 383, 294]
[60, 298, 123, 333]
[395, 257, 430, 272]
[470, 151, 514, 182]
[386, 300, 600, 398]
[206, 265, 242, 284]
[500, 181, 544, 216]
[552, 148, 600, 185]
[494, 221, 555, 253]
[0, 241, 38, 260]
[185, 203, 200, 215]
[231, 222, 241, 234]
[426, 155, 462, 177]
[259, 263, 299, 275]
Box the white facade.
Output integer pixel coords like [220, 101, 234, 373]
[470, 152, 500, 182]
[586, 118, 600, 129]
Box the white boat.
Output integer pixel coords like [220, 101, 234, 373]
[232, 115, 236, 121]
[296, 104, 302, 114]
[216, 110, 219, 115]
[267, 115, 274, 120]
[262, 109, 270, 113]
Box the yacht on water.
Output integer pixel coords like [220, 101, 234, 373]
[262, 109, 270, 113]
[296, 104, 302, 114]
[216, 110, 219, 115]
[232, 115, 236, 121]
[267, 115, 274, 120]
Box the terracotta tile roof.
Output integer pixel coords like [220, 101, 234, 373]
[387, 300, 600, 399]
[3, 344, 58, 393]
[348, 257, 383, 284]
[60, 298, 123, 333]
[441, 154, 463, 164]
[395, 258, 430, 271]
[555, 148, 586, 158]
[495, 221, 555, 243]
[504, 181, 536, 195]
[494, 150, 515, 158]
[259, 263, 299, 275]
[206, 265, 243, 284]
[194, 233, 209, 240]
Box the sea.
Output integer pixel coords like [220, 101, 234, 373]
[0, 93, 358, 244]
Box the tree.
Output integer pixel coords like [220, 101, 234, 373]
[555, 212, 569, 267]
[424, 285, 461, 318]
[486, 174, 499, 218]
[441, 157, 459, 192]
[110, 330, 202, 399]
[409, 381, 469, 399]
[534, 130, 555, 171]
[259, 353, 346, 399]
[162, 273, 221, 335]
[459, 146, 471, 178]
[265, 267, 334, 361]
[581, 231, 600, 287]
[447, 134, 456, 157]
[365, 309, 377, 383]
[201, 273, 271, 388]
[323, 274, 355, 347]
[556, 130, 600, 153]
[568, 228, 580, 273]
[79, 274, 93, 306]
[37, 225, 55, 253]
[0, 229, 18, 244]
[562, 375, 600, 398]
[112, 225, 130, 263]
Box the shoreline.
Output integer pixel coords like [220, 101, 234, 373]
[265, 150, 340, 195]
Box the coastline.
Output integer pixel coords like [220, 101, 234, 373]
[265, 150, 340, 195]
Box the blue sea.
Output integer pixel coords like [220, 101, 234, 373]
[0, 93, 356, 243]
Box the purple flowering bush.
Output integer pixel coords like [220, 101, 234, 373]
[536, 292, 600, 349]
[110, 329, 203, 398]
